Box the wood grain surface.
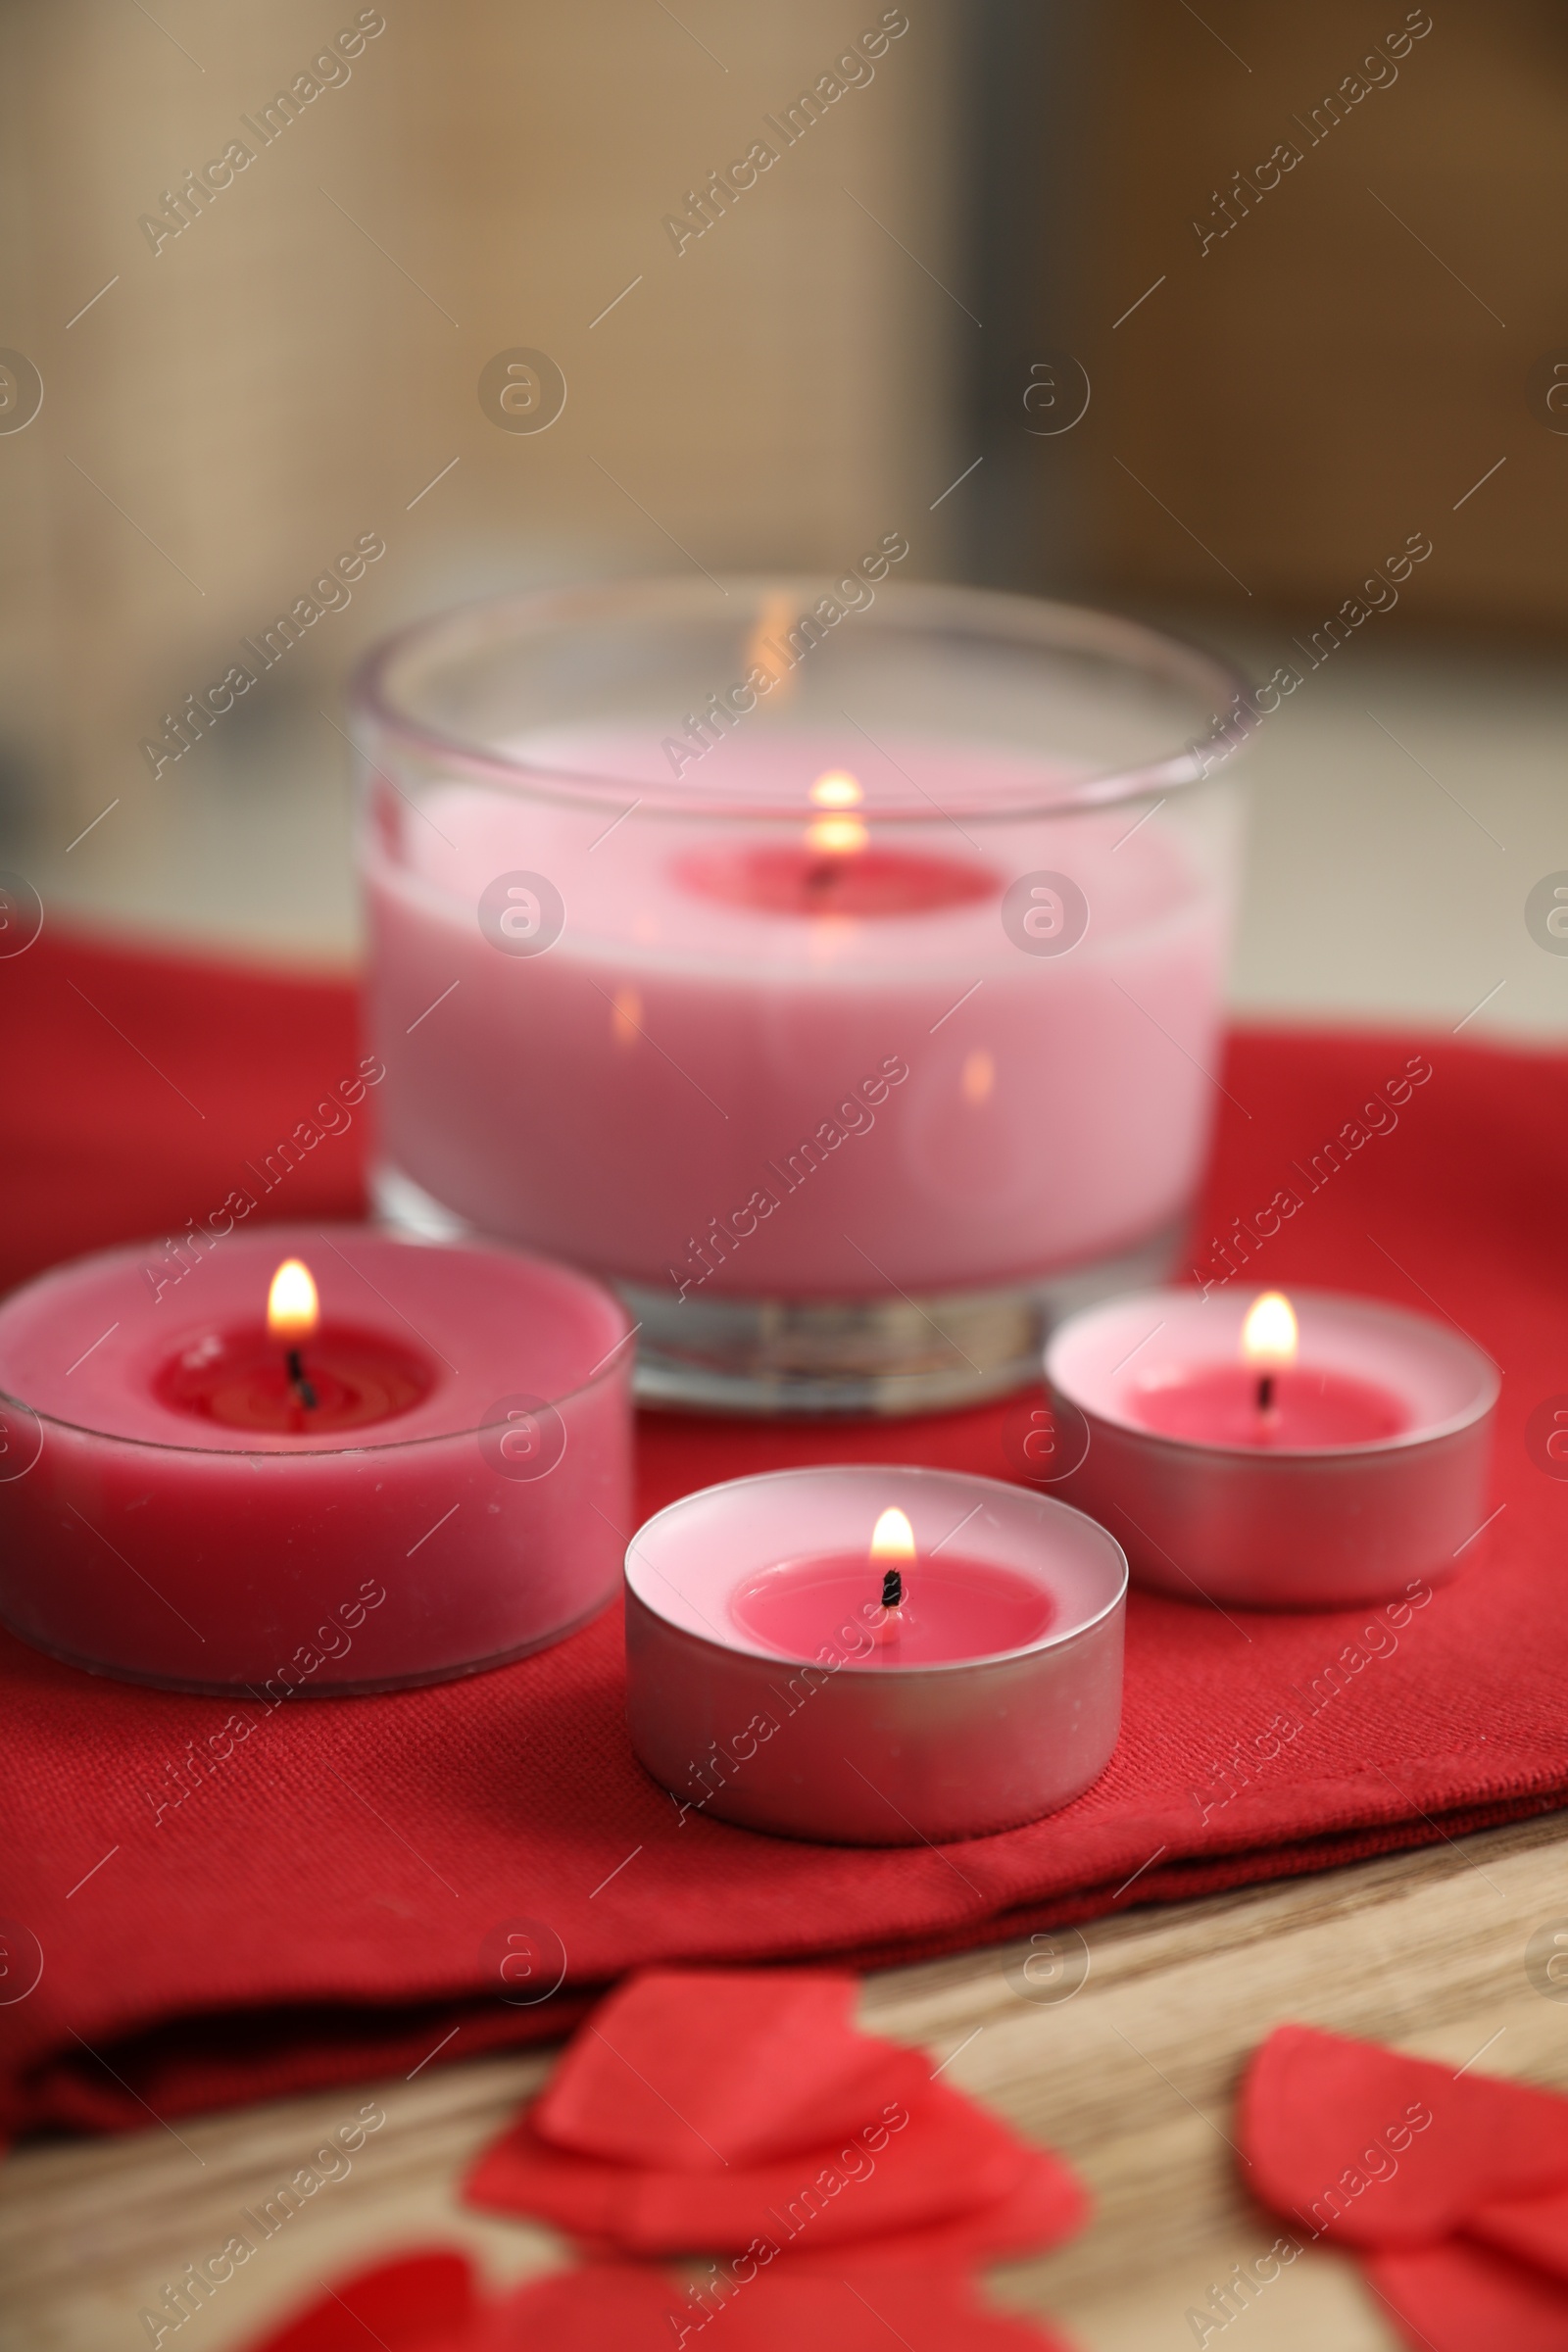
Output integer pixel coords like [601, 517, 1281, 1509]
[5, 1810, 1566, 2350]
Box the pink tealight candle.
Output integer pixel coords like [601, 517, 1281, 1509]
[1045, 1287, 1498, 1610]
[0, 1226, 633, 1691]
[623, 1466, 1127, 1845]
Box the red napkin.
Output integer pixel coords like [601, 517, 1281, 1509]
[466, 1967, 1085, 2262]
[247, 2250, 479, 2350]
[7, 931, 1568, 2142]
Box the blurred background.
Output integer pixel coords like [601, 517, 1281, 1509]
[0, 0, 1563, 1032]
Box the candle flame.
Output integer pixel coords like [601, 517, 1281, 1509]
[870, 1506, 916, 1563]
[1241, 1291, 1298, 1366]
[806, 813, 868, 856]
[808, 770, 862, 809]
[267, 1258, 318, 1345]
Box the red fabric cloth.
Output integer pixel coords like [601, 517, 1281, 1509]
[2, 929, 1567, 2142]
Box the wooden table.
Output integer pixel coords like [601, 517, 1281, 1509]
[6, 1811, 1566, 2350]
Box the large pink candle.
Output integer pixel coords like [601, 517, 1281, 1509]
[367, 738, 1227, 1295]
[356, 581, 1249, 1411]
[0, 1226, 633, 1690]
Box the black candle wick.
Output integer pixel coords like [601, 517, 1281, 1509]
[286, 1348, 318, 1409]
[880, 1567, 903, 1609]
[1256, 1371, 1275, 1413]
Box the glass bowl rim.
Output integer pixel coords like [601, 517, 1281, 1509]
[350, 574, 1256, 824]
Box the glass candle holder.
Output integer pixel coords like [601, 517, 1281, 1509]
[356, 578, 1250, 1415]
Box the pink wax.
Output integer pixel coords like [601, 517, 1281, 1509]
[364, 729, 1232, 1298]
[154, 1322, 435, 1433]
[732, 1551, 1056, 1665]
[676, 839, 998, 918]
[1128, 1363, 1409, 1448]
[0, 1225, 633, 1690]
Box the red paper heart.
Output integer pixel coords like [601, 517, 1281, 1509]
[699, 2267, 1075, 2349]
[467, 2070, 1030, 2255]
[477, 2265, 688, 2347]
[1242, 2027, 1568, 2247]
[1365, 2240, 1568, 2352]
[773, 2149, 1088, 2271]
[530, 1969, 917, 2173]
[481, 2263, 1073, 2350]
[246, 2250, 479, 2350]
[1470, 2181, 1568, 2285]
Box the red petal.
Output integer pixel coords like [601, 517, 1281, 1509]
[246, 2250, 478, 2350]
[716, 2268, 1075, 2350]
[479, 2266, 688, 2348]
[1470, 2182, 1568, 2284]
[467, 2070, 1029, 2255]
[1241, 2027, 1568, 2246]
[774, 2149, 1089, 2269]
[482, 2265, 1072, 2351]
[1365, 2240, 1568, 2352]
[531, 1969, 912, 2172]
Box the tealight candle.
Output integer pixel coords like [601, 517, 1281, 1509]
[0, 1226, 633, 1690]
[623, 1465, 1127, 1845]
[1045, 1287, 1499, 1610]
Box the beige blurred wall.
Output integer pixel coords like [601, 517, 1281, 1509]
[0, 0, 962, 890]
[1071, 0, 1568, 632]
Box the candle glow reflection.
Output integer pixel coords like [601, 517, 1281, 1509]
[805, 812, 868, 856]
[808, 770, 863, 809]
